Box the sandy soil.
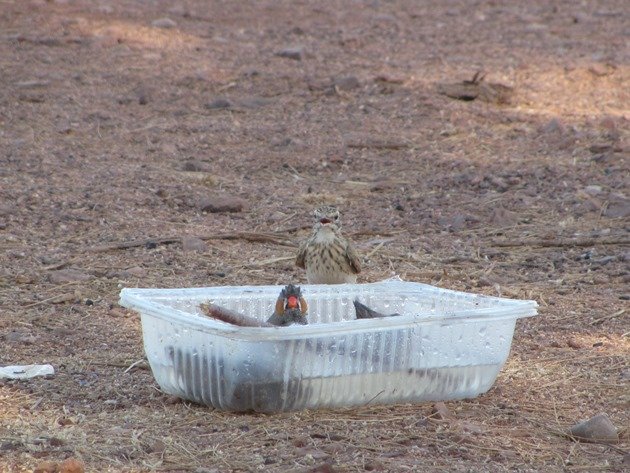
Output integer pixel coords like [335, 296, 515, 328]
[1, 0, 628, 472]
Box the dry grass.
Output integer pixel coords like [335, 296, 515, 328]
[1, 0, 629, 471]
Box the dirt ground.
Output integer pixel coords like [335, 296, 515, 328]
[1, 0, 628, 471]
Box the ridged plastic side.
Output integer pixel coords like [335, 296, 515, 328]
[138, 302, 522, 411]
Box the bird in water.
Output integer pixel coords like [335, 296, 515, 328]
[353, 300, 401, 319]
[266, 284, 309, 326]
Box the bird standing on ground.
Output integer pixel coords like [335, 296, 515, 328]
[266, 284, 309, 326]
[295, 205, 361, 284]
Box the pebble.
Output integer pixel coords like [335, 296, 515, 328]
[205, 98, 233, 109]
[182, 160, 212, 172]
[151, 18, 177, 29]
[490, 206, 517, 226]
[437, 213, 468, 232]
[4, 331, 37, 344]
[125, 266, 146, 278]
[49, 269, 92, 284]
[540, 118, 564, 134]
[34, 462, 58, 473]
[588, 63, 613, 77]
[567, 338, 584, 349]
[59, 458, 85, 473]
[569, 413, 619, 443]
[584, 185, 603, 195]
[603, 195, 629, 218]
[238, 96, 273, 109]
[198, 195, 246, 213]
[181, 236, 207, 253]
[333, 76, 360, 91]
[275, 46, 304, 60]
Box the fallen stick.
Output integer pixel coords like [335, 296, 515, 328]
[200, 303, 273, 327]
[87, 232, 297, 253]
[589, 308, 626, 326]
[490, 237, 629, 248]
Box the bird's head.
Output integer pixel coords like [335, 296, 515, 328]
[278, 284, 308, 314]
[313, 205, 341, 230]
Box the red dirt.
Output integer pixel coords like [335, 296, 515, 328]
[1, 1, 628, 472]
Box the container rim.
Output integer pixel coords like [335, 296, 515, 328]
[119, 281, 538, 341]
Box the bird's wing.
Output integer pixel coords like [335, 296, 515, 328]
[345, 241, 362, 274]
[299, 297, 308, 315]
[295, 239, 308, 269]
[274, 297, 285, 316]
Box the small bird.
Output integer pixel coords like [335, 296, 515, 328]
[353, 300, 401, 319]
[295, 205, 361, 284]
[266, 284, 309, 326]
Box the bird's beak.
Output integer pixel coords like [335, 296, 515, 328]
[319, 218, 332, 225]
[286, 295, 299, 309]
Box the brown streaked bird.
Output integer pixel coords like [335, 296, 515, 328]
[266, 284, 309, 326]
[295, 205, 361, 284]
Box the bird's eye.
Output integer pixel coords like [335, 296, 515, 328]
[334, 215, 339, 220]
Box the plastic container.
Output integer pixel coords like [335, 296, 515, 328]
[119, 279, 537, 412]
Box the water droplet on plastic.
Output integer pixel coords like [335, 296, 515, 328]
[479, 326, 486, 337]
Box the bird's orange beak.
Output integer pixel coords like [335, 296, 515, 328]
[286, 295, 299, 309]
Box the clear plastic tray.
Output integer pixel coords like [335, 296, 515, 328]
[119, 279, 537, 412]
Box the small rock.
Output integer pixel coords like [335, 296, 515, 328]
[4, 331, 37, 344]
[151, 18, 177, 29]
[181, 236, 207, 253]
[569, 413, 619, 443]
[589, 143, 613, 153]
[147, 439, 166, 454]
[567, 338, 584, 349]
[182, 160, 212, 172]
[275, 46, 304, 60]
[59, 458, 85, 473]
[125, 266, 146, 278]
[603, 196, 630, 218]
[306, 464, 336, 473]
[489, 206, 517, 226]
[205, 98, 233, 109]
[49, 269, 92, 284]
[198, 195, 246, 213]
[599, 116, 617, 132]
[437, 213, 467, 232]
[591, 256, 615, 266]
[294, 447, 330, 460]
[238, 96, 274, 109]
[333, 76, 360, 91]
[541, 118, 564, 134]
[136, 88, 150, 105]
[584, 185, 603, 196]
[364, 460, 385, 471]
[588, 63, 613, 77]
[34, 461, 58, 473]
